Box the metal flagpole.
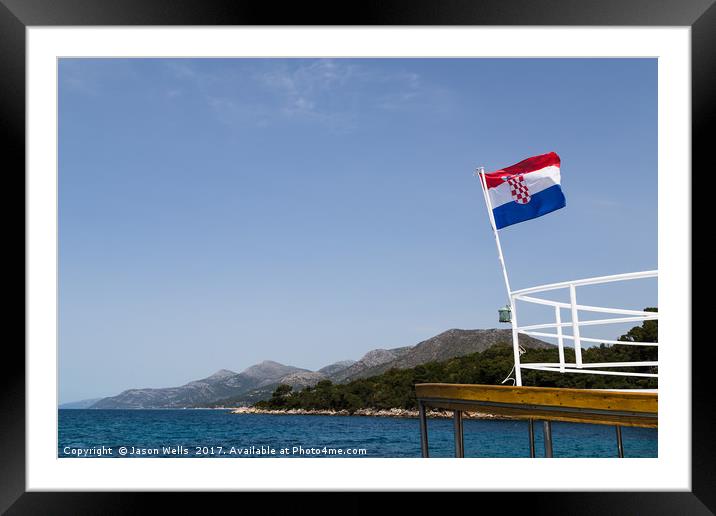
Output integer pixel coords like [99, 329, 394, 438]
[476, 168, 512, 295]
[476, 167, 522, 386]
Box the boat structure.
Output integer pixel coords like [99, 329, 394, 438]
[415, 158, 657, 458]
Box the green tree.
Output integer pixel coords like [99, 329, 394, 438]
[619, 307, 658, 343]
[272, 384, 293, 397]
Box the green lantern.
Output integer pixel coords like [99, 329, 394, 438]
[498, 305, 512, 323]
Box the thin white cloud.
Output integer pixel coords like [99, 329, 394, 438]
[165, 59, 455, 130]
[59, 59, 140, 96]
[166, 61, 200, 80]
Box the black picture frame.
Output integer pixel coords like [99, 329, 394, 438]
[4, 0, 709, 513]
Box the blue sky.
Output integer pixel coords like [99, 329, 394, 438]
[59, 58, 657, 403]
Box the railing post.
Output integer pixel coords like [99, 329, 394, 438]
[528, 418, 536, 458]
[555, 306, 565, 372]
[543, 421, 553, 457]
[616, 425, 624, 458]
[569, 284, 583, 368]
[511, 298, 523, 386]
[418, 401, 429, 458]
[453, 410, 464, 458]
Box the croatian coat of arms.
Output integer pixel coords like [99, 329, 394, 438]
[505, 174, 531, 204]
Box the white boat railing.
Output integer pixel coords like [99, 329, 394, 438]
[509, 270, 658, 387]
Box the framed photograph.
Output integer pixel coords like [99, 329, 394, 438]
[6, 0, 709, 512]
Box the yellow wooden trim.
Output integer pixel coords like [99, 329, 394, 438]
[416, 383, 657, 428]
[422, 401, 656, 428]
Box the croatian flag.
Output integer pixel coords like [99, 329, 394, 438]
[483, 152, 566, 229]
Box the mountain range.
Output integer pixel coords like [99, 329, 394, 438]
[80, 329, 549, 409]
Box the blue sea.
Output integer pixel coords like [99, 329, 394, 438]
[58, 410, 657, 458]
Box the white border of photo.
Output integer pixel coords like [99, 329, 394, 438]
[27, 27, 690, 490]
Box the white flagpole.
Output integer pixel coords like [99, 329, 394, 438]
[476, 167, 512, 297]
[476, 167, 522, 386]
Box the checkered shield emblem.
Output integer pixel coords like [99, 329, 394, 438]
[506, 174, 531, 204]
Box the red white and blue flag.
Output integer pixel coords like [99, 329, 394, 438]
[483, 152, 566, 229]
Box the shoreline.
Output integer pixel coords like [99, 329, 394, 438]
[229, 406, 514, 420]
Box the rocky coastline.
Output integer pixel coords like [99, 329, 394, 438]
[229, 406, 513, 420]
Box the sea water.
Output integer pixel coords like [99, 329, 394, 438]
[58, 409, 657, 458]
